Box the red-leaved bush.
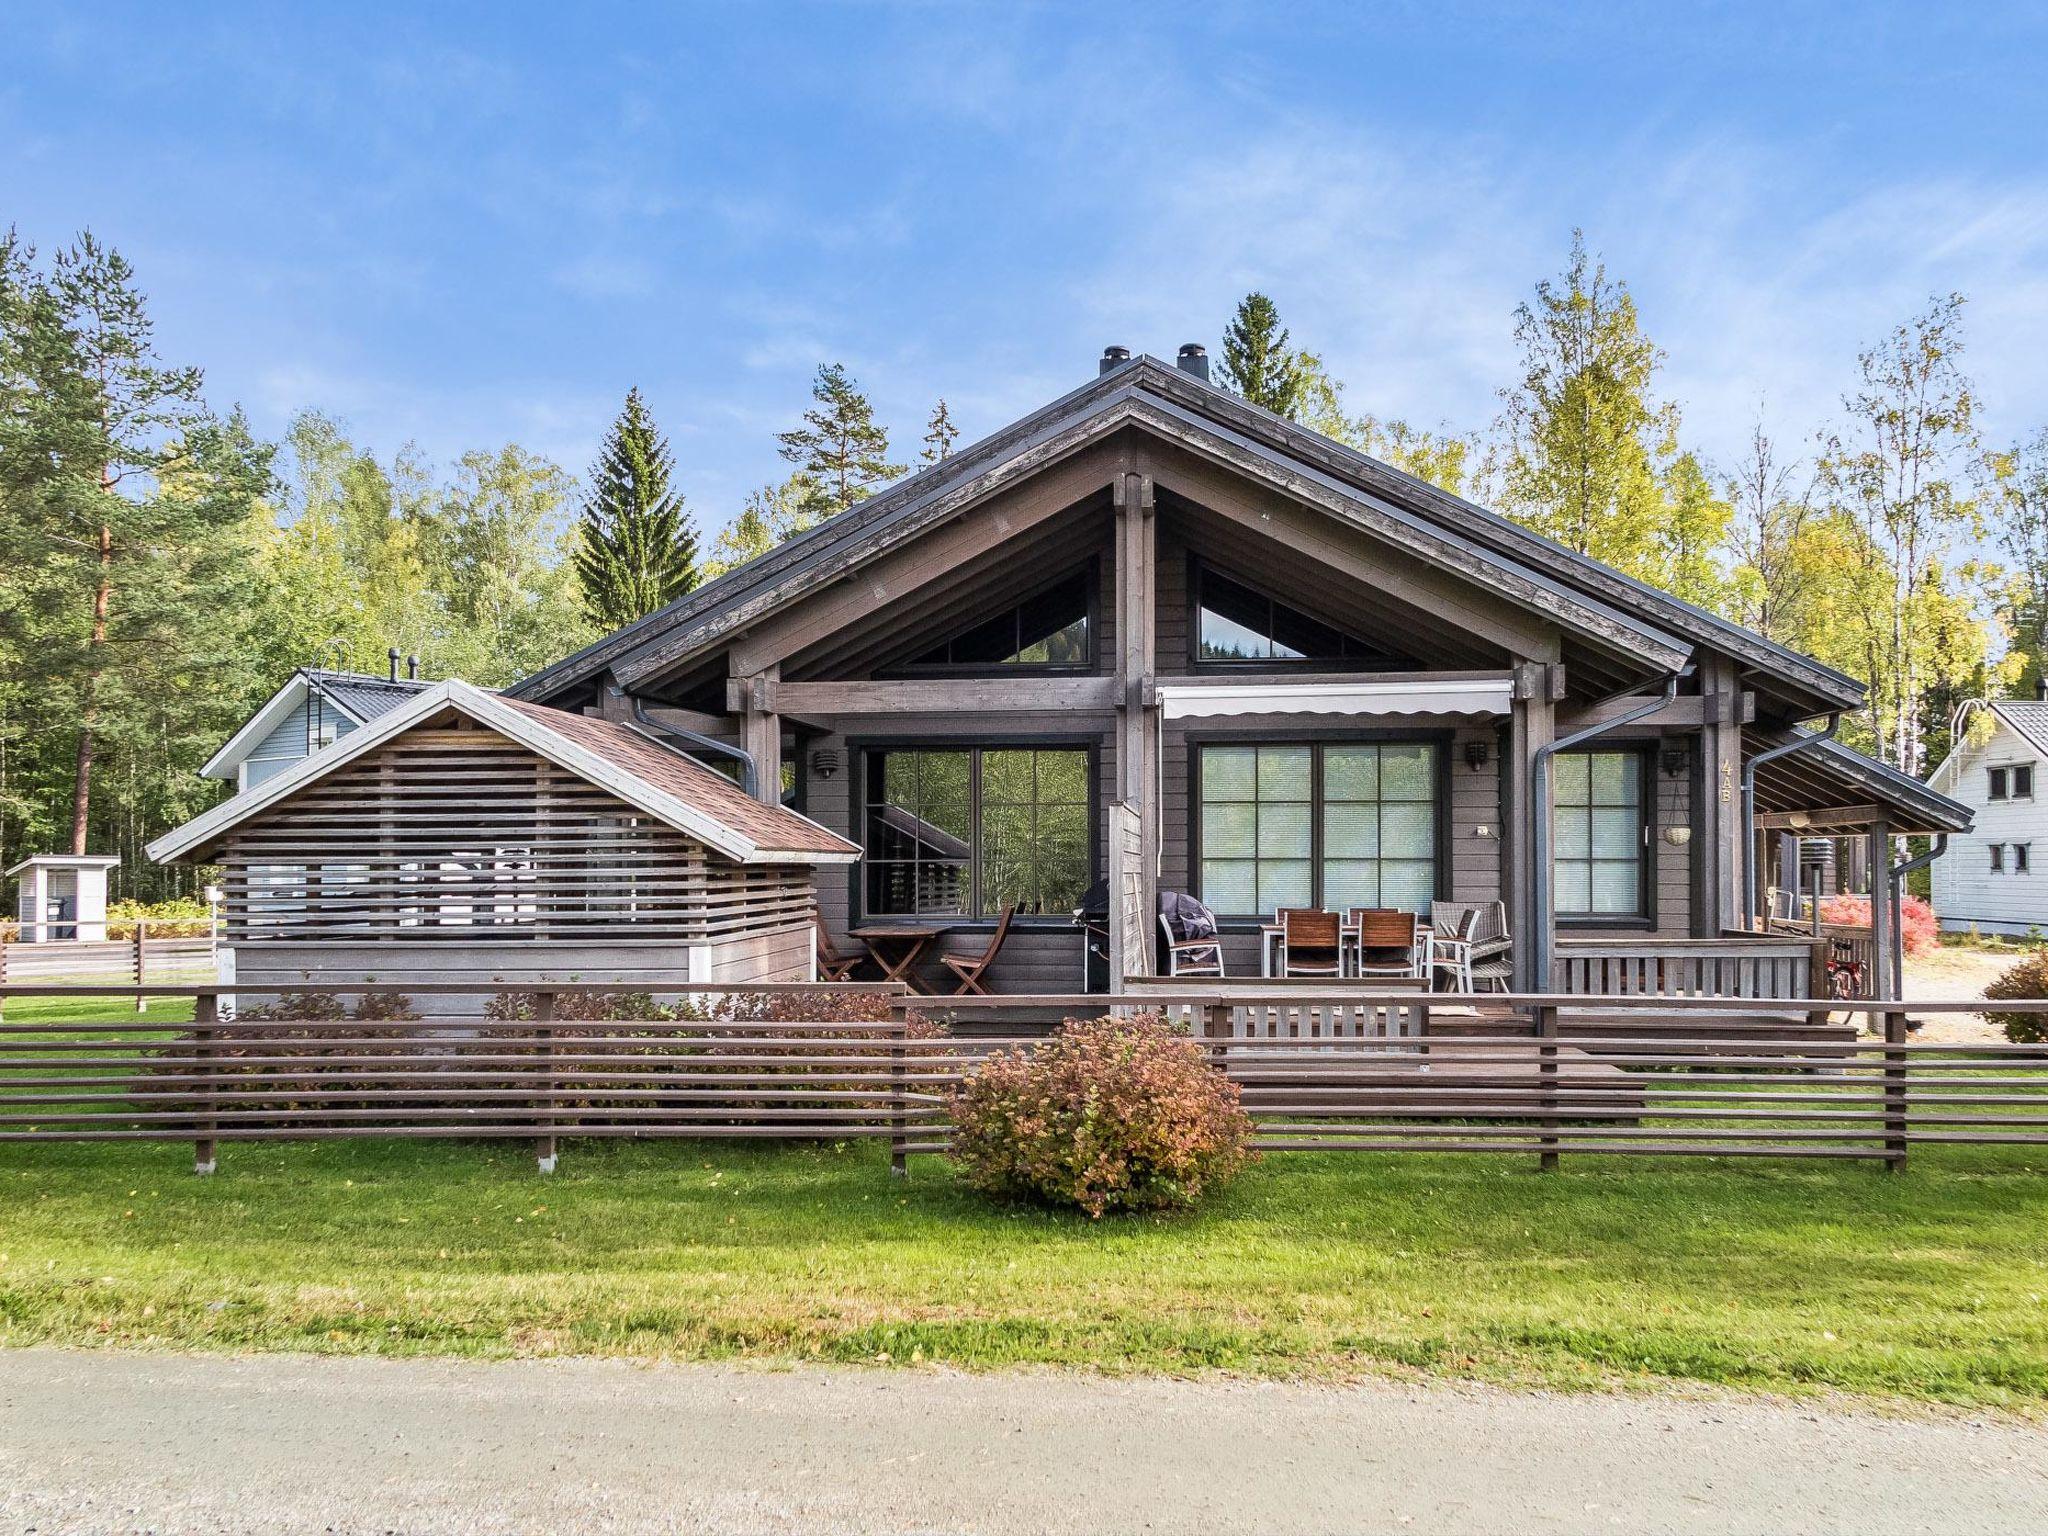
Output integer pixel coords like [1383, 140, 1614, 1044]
[1818, 893, 1940, 956]
[948, 1013, 1254, 1218]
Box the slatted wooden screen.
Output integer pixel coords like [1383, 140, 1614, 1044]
[217, 720, 813, 944]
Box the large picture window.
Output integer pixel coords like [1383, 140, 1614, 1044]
[1197, 742, 1438, 916]
[863, 747, 1091, 918]
[1554, 750, 1647, 918]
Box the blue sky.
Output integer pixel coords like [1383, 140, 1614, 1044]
[5, 2, 2046, 533]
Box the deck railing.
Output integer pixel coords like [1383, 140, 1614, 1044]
[1553, 933, 1830, 1001]
[4, 982, 2045, 1176]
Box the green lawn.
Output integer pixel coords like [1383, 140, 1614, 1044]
[3, 994, 2046, 1407]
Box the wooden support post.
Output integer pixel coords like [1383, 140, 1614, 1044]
[1693, 656, 1743, 935]
[133, 918, 147, 1014]
[193, 988, 219, 1176]
[1535, 1000, 1560, 1172]
[533, 988, 558, 1174]
[738, 665, 782, 806]
[888, 1016, 909, 1179]
[1868, 814, 1896, 1001]
[1504, 661, 1557, 991]
[1882, 1007, 1908, 1172]
[1204, 999, 1231, 1042]
[1113, 467, 1159, 975]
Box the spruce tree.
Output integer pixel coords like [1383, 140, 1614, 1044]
[1218, 292, 1305, 416]
[573, 388, 699, 630]
[920, 398, 959, 465]
[776, 363, 905, 512]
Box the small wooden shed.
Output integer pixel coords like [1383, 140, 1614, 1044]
[7, 853, 120, 942]
[146, 680, 858, 1005]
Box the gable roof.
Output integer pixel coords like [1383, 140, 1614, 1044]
[511, 355, 1863, 712]
[1927, 699, 2048, 798]
[151, 680, 859, 867]
[201, 668, 432, 781]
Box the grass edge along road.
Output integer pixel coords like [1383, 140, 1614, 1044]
[4, 1126, 2046, 1411]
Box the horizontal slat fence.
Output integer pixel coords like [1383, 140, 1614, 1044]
[1553, 936, 1824, 999]
[2, 985, 2045, 1175]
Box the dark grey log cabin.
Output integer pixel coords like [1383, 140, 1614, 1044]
[499, 351, 1972, 997]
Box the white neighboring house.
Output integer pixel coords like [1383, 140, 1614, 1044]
[203, 667, 430, 790]
[1928, 695, 2048, 937]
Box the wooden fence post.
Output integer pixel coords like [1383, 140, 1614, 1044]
[134, 919, 148, 1015]
[1883, 1008, 1908, 1172]
[888, 1016, 909, 1179]
[193, 987, 219, 1176]
[1536, 1001, 1560, 1172]
[533, 988, 558, 1174]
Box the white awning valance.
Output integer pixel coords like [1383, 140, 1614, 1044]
[1157, 677, 1514, 721]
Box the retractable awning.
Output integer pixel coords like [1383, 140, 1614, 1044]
[1156, 675, 1515, 721]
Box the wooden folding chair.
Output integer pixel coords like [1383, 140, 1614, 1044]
[1276, 907, 1342, 978]
[940, 904, 1016, 995]
[813, 914, 868, 983]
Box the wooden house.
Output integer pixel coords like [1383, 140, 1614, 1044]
[203, 664, 431, 791]
[488, 347, 1969, 1001]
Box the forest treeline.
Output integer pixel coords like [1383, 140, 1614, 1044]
[3, 225, 2044, 899]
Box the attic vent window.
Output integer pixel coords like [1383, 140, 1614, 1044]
[1195, 566, 1380, 666]
[905, 571, 1092, 670]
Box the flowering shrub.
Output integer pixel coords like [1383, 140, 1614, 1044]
[1819, 893, 1940, 956]
[1983, 951, 2048, 1044]
[948, 1013, 1254, 1218]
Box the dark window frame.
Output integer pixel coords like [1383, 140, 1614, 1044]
[885, 564, 1100, 677]
[1187, 559, 1387, 671]
[1991, 843, 2007, 873]
[2015, 764, 2036, 800]
[1185, 728, 1451, 922]
[2018, 843, 2033, 875]
[1989, 766, 2010, 800]
[850, 736, 1100, 926]
[1552, 746, 1657, 927]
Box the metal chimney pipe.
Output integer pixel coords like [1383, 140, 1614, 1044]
[407, 654, 420, 681]
[387, 646, 400, 682]
[1176, 343, 1209, 382]
[1099, 345, 1131, 376]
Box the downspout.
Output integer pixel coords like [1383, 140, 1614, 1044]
[1739, 712, 1841, 931]
[1531, 672, 1681, 993]
[1885, 835, 1949, 1004]
[630, 697, 758, 799]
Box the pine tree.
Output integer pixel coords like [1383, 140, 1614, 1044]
[777, 363, 904, 513]
[920, 398, 959, 465]
[572, 388, 699, 630]
[2, 232, 271, 855]
[1217, 293, 1305, 416]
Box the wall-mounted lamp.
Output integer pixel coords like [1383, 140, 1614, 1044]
[1659, 744, 1689, 778]
[1463, 740, 1491, 773]
[810, 748, 841, 780]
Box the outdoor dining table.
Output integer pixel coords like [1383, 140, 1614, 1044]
[848, 922, 948, 995]
[1258, 915, 1432, 978]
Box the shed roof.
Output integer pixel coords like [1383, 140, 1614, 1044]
[150, 680, 859, 867]
[201, 668, 433, 781]
[1745, 725, 1973, 835]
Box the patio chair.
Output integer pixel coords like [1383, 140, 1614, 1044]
[1349, 907, 1427, 980]
[813, 914, 869, 982]
[1425, 905, 1481, 990]
[1158, 910, 1225, 977]
[1275, 907, 1342, 978]
[1430, 900, 1511, 992]
[939, 904, 1016, 995]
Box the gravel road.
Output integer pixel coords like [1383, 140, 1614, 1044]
[3, 1349, 2043, 1534]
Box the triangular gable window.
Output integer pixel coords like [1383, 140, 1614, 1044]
[905, 570, 1093, 669]
[1196, 565, 1381, 664]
